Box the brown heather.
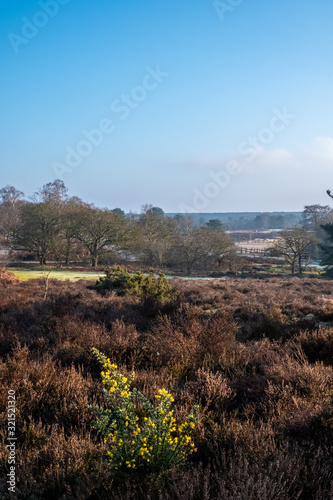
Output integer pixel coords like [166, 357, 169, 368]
[0, 268, 20, 287]
[0, 276, 332, 499]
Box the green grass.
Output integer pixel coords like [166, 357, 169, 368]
[7, 266, 324, 282]
[7, 268, 105, 282]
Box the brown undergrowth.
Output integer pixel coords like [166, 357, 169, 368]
[0, 277, 332, 499]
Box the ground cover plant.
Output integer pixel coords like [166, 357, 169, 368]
[0, 275, 332, 499]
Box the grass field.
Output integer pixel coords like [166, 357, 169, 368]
[7, 268, 105, 281]
[7, 268, 228, 282]
[235, 237, 278, 250]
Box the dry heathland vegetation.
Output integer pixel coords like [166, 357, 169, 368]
[0, 273, 332, 499]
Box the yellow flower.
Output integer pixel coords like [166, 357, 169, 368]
[122, 377, 128, 382]
[110, 387, 115, 393]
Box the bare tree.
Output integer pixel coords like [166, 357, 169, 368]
[271, 228, 318, 274]
[18, 202, 62, 265]
[302, 204, 333, 234]
[0, 185, 25, 241]
[171, 216, 236, 274]
[137, 205, 176, 266]
[71, 205, 127, 267]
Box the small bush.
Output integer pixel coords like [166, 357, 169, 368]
[0, 268, 20, 286]
[88, 266, 179, 304]
[89, 348, 199, 474]
[296, 328, 333, 365]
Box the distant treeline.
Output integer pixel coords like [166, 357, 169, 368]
[0, 180, 238, 273]
[2, 180, 333, 274]
[166, 212, 302, 230]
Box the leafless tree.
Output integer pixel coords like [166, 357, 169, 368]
[271, 228, 318, 274]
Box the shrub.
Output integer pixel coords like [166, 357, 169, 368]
[146, 309, 237, 369]
[185, 368, 235, 415]
[88, 266, 179, 304]
[89, 348, 199, 474]
[296, 328, 333, 365]
[0, 268, 20, 286]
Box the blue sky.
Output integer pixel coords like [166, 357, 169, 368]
[1, 0, 333, 212]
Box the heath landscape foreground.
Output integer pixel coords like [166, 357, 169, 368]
[0, 271, 332, 499]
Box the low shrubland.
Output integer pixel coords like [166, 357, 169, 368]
[0, 275, 332, 499]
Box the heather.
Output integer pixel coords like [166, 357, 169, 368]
[0, 276, 332, 499]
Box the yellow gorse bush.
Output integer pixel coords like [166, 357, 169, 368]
[89, 348, 199, 473]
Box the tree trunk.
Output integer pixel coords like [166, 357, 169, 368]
[291, 261, 295, 274]
[65, 239, 71, 265]
[91, 255, 98, 268]
[298, 255, 303, 275]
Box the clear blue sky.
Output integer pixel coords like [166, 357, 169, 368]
[1, 0, 333, 212]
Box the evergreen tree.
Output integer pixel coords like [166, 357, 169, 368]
[320, 223, 333, 275]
